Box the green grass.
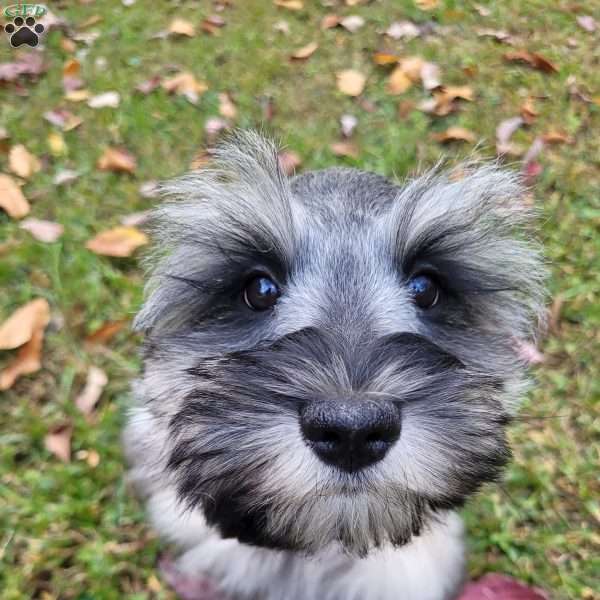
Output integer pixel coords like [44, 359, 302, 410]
[0, 1, 598, 598]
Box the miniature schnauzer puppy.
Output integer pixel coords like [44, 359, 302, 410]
[124, 131, 545, 600]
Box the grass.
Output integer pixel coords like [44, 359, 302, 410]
[0, 1, 598, 598]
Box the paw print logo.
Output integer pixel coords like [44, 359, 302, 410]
[3, 16, 45, 47]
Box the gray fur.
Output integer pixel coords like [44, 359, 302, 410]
[125, 131, 545, 597]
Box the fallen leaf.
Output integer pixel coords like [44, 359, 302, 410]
[47, 131, 67, 156]
[86, 226, 148, 257]
[548, 294, 564, 334]
[54, 169, 79, 186]
[385, 21, 420, 40]
[432, 127, 476, 143]
[330, 140, 359, 158]
[437, 85, 473, 102]
[218, 92, 237, 119]
[162, 72, 208, 104]
[168, 17, 196, 37]
[576, 15, 596, 33]
[373, 51, 401, 66]
[43, 109, 83, 131]
[387, 67, 412, 94]
[274, 0, 303, 9]
[136, 75, 162, 94]
[496, 116, 524, 155]
[273, 20, 290, 35]
[398, 56, 426, 81]
[321, 14, 340, 30]
[64, 89, 91, 102]
[190, 150, 213, 170]
[75, 366, 108, 415]
[503, 50, 558, 73]
[139, 180, 161, 198]
[78, 14, 103, 28]
[291, 41, 318, 60]
[336, 69, 366, 96]
[76, 448, 101, 468]
[0, 298, 50, 350]
[88, 91, 120, 108]
[85, 319, 128, 345]
[415, 0, 438, 9]
[520, 97, 538, 124]
[473, 4, 491, 16]
[62, 58, 82, 92]
[523, 136, 545, 165]
[340, 114, 358, 137]
[278, 150, 302, 175]
[20, 218, 64, 243]
[398, 99, 415, 118]
[458, 573, 549, 600]
[542, 130, 573, 145]
[9, 145, 41, 179]
[60, 37, 77, 53]
[340, 15, 365, 33]
[205, 117, 230, 143]
[0, 53, 46, 82]
[44, 423, 72, 463]
[120, 210, 151, 227]
[476, 27, 513, 44]
[97, 147, 137, 173]
[420, 61, 441, 90]
[0, 174, 30, 219]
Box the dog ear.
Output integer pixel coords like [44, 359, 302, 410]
[389, 164, 547, 343]
[134, 130, 296, 334]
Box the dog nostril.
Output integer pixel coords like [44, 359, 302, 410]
[300, 400, 401, 472]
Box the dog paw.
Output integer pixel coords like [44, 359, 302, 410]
[3, 16, 45, 48]
[458, 573, 550, 600]
[159, 555, 230, 600]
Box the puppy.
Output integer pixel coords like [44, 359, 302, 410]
[124, 131, 545, 600]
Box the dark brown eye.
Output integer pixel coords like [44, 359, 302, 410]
[408, 274, 439, 309]
[243, 275, 281, 311]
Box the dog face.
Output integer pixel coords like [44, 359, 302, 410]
[134, 131, 545, 556]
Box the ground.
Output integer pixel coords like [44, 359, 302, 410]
[0, 1, 598, 599]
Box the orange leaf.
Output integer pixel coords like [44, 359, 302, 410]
[336, 69, 366, 96]
[542, 131, 574, 145]
[97, 147, 137, 173]
[9, 145, 41, 179]
[86, 226, 148, 257]
[503, 50, 558, 73]
[85, 319, 128, 346]
[291, 41, 318, 60]
[432, 127, 477, 143]
[372, 51, 400, 66]
[44, 422, 72, 463]
[162, 72, 208, 104]
[62, 58, 80, 78]
[0, 298, 50, 350]
[0, 174, 30, 219]
[387, 66, 412, 94]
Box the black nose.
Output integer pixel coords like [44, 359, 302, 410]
[300, 400, 401, 472]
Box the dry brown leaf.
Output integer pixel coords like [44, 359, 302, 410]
[373, 51, 401, 66]
[168, 17, 196, 37]
[432, 127, 476, 143]
[277, 150, 302, 175]
[437, 85, 474, 102]
[415, 0, 439, 9]
[503, 50, 558, 73]
[274, 0, 303, 9]
[398, 56, 426, 81]
[75, 366, 108, 415]
[97, 147, 137, 173]
[162, 72, 208, 104]
[520, 97, 538, 124]
[387, 67, 412, 94]
[60, 37, 77, 53]
[291, 41, 318, 60]
[542, 131, 574, 145]
[44, 423, 72, 463]
[0, 327, 45, 390]
[9, 145, 41, 179]
[85, 319, 128, 346]
[218, 92, 237, 119]
[336, 69, 366, 96]
[86, 226, 148, 257]
[0, 298, 50, 350]
[321, 14, 340, 30]
[0, 174, 30, 219]
[20, 218, 64, 243]
[330, 141, 359, 158]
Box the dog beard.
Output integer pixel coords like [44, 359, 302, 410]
[164, 329, 510, 556]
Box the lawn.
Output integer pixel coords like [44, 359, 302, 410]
[0, 1, 598, 599]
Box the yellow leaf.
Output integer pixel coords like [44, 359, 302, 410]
[0, 174, 30, 219]
[291, 41, 318, 60]
[387, 67, 412, 94]
[274, 0, 304, 10]
[168, 17, 196, 37]
[336, 69, 366, 96]
[65, 89, 91, 102]
[47, 131, 67, 156]
[9, 145, 41, 179]
[86, 226, 148, 257]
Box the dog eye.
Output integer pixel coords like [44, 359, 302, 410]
[243, 275, 281, 311]
[408, 274, 439, 309]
